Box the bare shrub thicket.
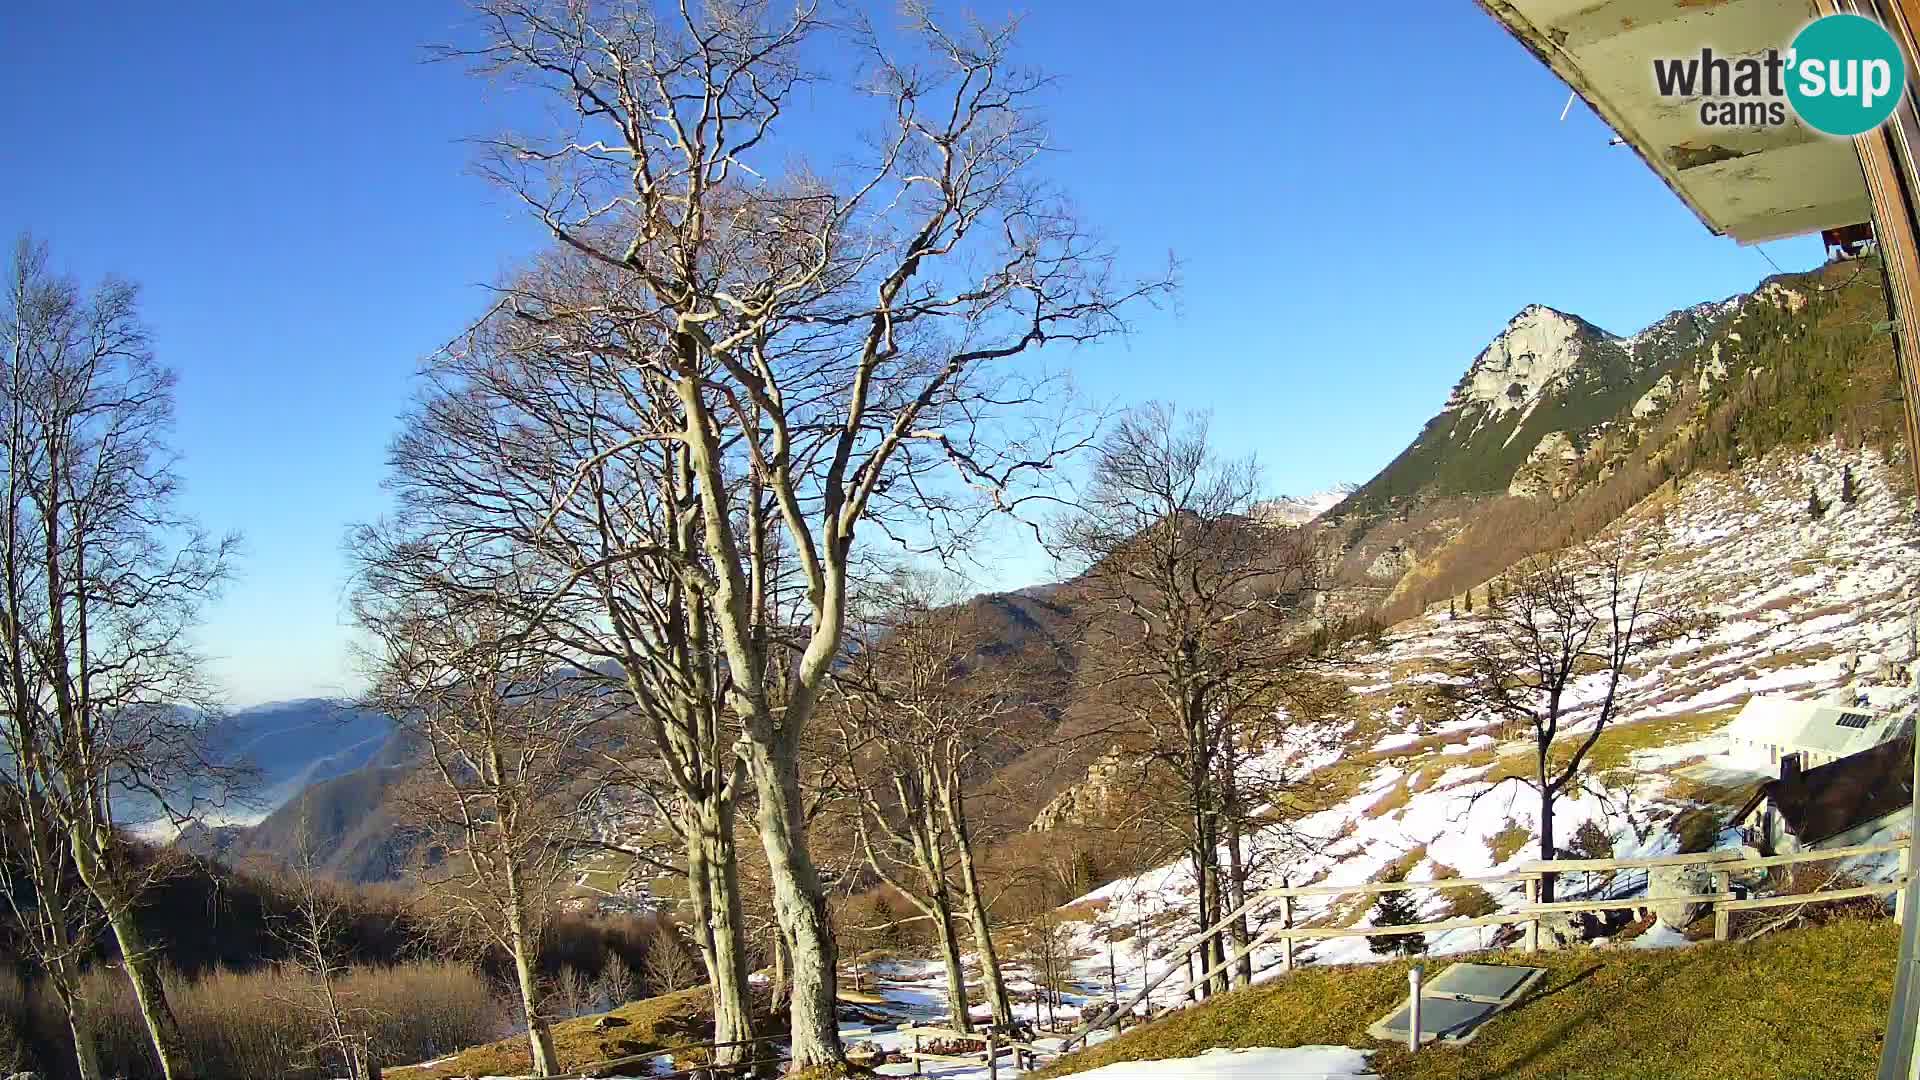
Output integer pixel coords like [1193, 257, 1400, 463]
[0, 961, 502, 1080]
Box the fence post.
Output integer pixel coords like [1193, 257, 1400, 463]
[986, 1031, 997, 1080]
[1407, 963, 1424, 1053]
[1900, 845, 1912, 925]
[1524, 875, 1540, 952]
[1712, 868, 1733, 942]
[1281, 894, 1296, 973]
[912, 1030, 922, 1076]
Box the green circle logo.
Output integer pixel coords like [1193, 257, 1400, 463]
[1787, 14, 1907, 136]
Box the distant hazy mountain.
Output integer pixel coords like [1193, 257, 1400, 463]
[200, 698, 397, 823]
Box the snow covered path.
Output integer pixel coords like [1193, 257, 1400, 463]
[1066, 1047, 1378, 1080]
[870, 1044, 1376, 1080]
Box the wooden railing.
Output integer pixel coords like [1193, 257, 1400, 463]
[896, 1025, 1055, 1079]
[1061, 837, 1911, 1052]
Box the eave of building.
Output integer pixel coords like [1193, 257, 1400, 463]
[1480, 0, 1873, 243]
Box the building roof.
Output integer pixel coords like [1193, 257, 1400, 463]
[1478, 0, 1872, 243]
[1724, 694, 1898, 758]
[1735, 734, 1916, 846]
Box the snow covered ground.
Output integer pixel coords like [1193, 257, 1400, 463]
[1045, 443, 1920, 1010]
[526, 445, 1920, 1080]
[1059, 1047, 1376, 1080]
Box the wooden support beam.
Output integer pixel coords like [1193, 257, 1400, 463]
[1519, 851, 1739, 874]
[1719, 880, 1907, 912]
[1263, 872, 1540, 899]
[1521, 892, 1734, 915]
[1818, 0, 1920, 494]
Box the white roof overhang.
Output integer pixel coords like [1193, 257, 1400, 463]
[1479, 0, 1873, 243]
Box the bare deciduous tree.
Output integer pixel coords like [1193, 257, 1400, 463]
[830, 577, 1021, 1030]
[268, 803, 378, 1080]
[1054, 403, 1328, 997]
[642, 923, 701, 995]
[365, 245, 765, 1065]
[1449, 532, 1695, 901]
[0, 236, 239, 1080]
[435, 2, 1169, 1065]
[352, 584, 604, 1078]
[0, 785, 105, 1080]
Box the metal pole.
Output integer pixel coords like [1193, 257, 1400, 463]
[1408, 964, 1425, 1054]
[1876, 729, 1920, 1080]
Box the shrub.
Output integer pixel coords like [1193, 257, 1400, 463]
[4, 960, 503, 1080]
[593, 955, 635, 1011]
[642, 925, 700, 995]
[1367, 872, 1427, 958]
[0, 981, 26, 1076]
[1567, 819, 1615, 863]
[1487, 820, 1533, 865]
[1445, 885, 1500, 919]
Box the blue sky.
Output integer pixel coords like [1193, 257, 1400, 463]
[0, 2, 1824, 705]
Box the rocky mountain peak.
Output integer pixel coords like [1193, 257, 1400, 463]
[1446, 305, 1617, 421]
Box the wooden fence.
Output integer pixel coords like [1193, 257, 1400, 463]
[895, 1025, 1058, 1079]
[1061, 837, 1911, 1051]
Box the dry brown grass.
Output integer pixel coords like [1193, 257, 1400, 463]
[0, 960, 502, 1080]
[1486, 820, 1532, 865]
[1365, 776, 1412, 819]
[1036, 914, 1900, 1080]
[387, 985, 786, 1079]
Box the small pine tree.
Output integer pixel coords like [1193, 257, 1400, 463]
[1463, 590, 1473, 614]
[1842, 464, 1859, 505]
[1567, 819, 1615, 862]
[1368, 882, 1428, 958]
[1448, 599, 1457, 621]
[1808, 485, 1828, 520]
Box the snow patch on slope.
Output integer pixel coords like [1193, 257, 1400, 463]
[1066, 1047, 1377, 1080]
[1257, 484, 1359, 526]
[1053, 443, 1920, 1006]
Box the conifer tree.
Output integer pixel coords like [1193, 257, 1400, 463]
[1368, 878, 1427, 958]
[1808, 485, 1829, 520]
[1842, 464, 1858, 505]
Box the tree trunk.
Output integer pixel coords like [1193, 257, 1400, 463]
[49, 965, 103, 1080]
[747, 741, 843, 1069]
[72, 835, 191, 1080]
[1538, 757, 1558, 904]
[503, 869, 558, 1077]
[770, 927, 791, 1013]
[931, 896, 972, 1032]
[1189, 845, 1211, 1003]
[949, 823, 1015, 1025]
[1224, 826, 1253, 989]
[1220, 739, 1254, 990]
[691, 799, 755, 1068]
[102, 901, 192, 1080]
[509, 927, 559, 1076]
[1206, 856, 1229, 997]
